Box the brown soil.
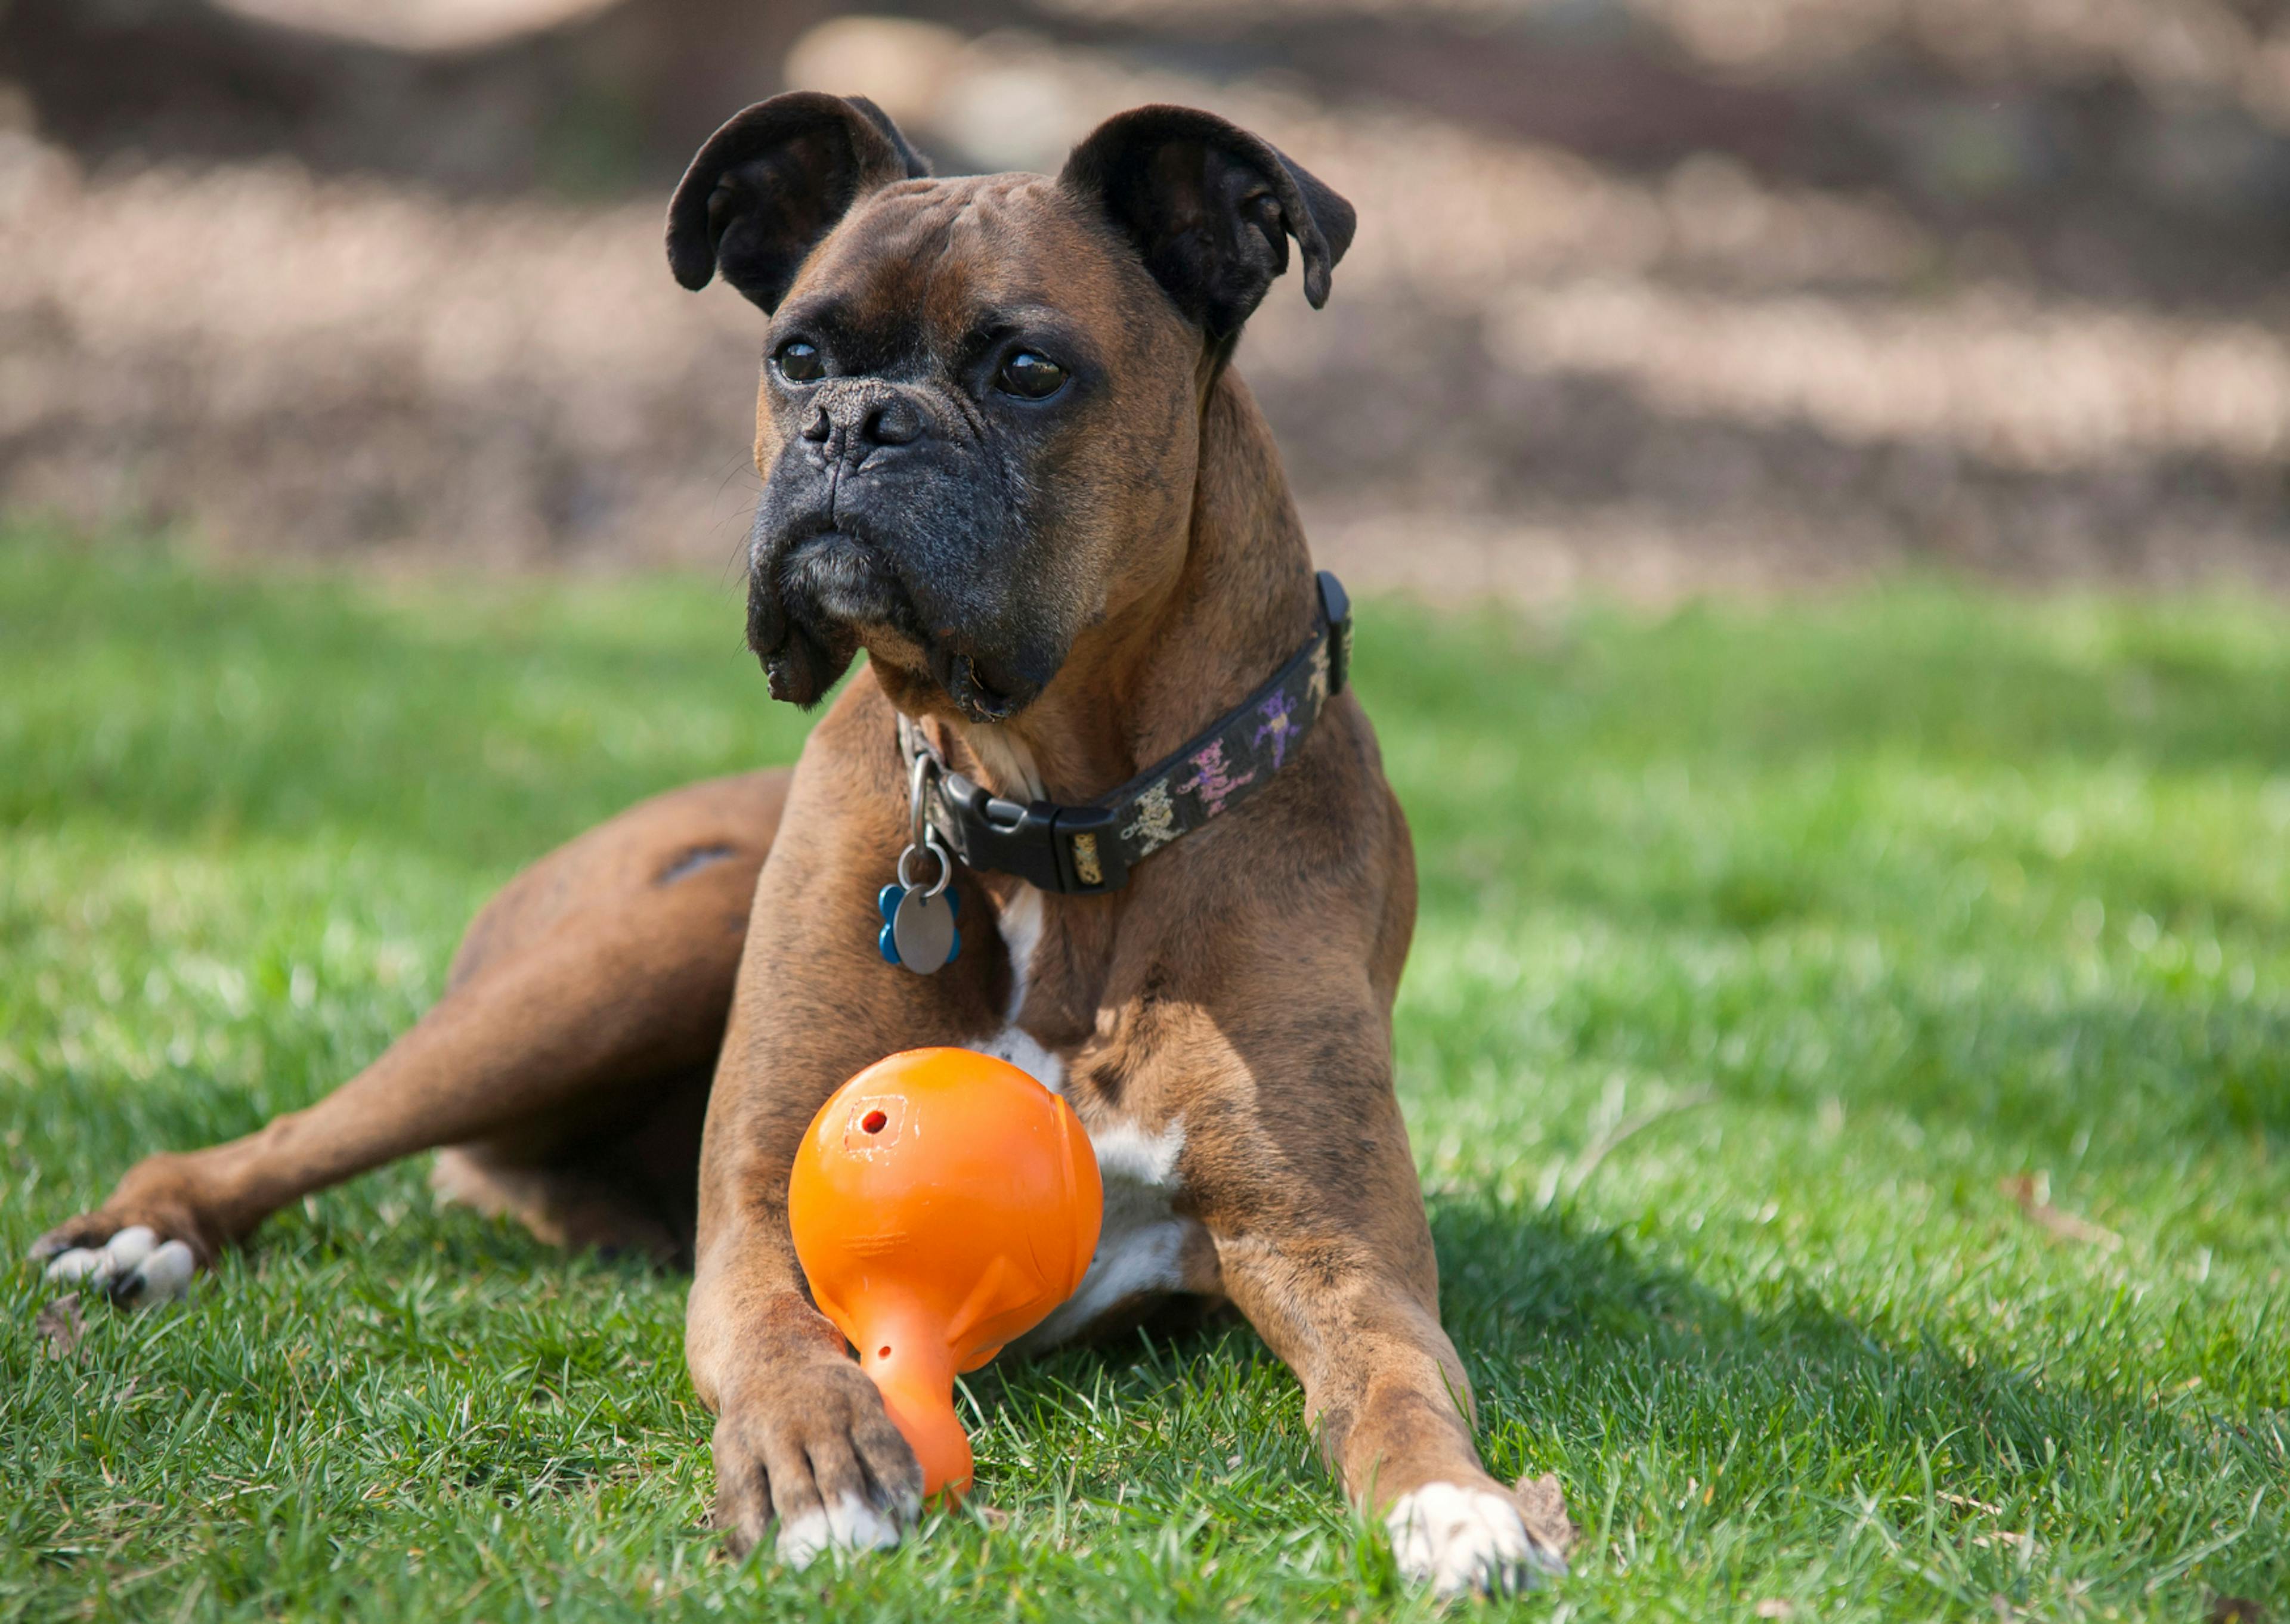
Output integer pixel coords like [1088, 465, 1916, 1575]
[7, 0, 2289, 597]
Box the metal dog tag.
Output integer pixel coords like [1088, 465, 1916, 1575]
[879, 750, 963, 975]
[877, 874, 961, 975]
[892, 887, 957, 975]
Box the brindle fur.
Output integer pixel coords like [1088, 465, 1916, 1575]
[34, 94, 1571, 1588]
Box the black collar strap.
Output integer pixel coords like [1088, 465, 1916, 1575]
[898, 571, 1352, 895]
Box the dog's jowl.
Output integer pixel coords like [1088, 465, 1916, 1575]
[33, 92, 1575, 1597]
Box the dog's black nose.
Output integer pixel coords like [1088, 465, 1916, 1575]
[865, 396, 924, 447]
[802, 381, 927, 458]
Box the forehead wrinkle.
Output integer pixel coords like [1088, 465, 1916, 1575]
[915, 177, 1056, 350]
[923, 176, 1113, 346]
[791, 184, 968, 362]
[794, 175, 1144, 372]
[918, 187, 987, 349]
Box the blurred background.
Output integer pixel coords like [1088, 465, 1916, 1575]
[7, 0, 2290, 597]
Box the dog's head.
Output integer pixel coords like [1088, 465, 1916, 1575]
[667, 93, 1354, 720]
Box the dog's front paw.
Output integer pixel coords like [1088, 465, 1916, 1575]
[711, 1359, 923, 1570]
[32, 1223, 199, 1308]
[1386, 1480, 1569, 1598]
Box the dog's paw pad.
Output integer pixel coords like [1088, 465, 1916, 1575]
[1387, 1482, 1567, 1598]
[776, 1494, 902, 1570]
[41, 1228, 194, 1308]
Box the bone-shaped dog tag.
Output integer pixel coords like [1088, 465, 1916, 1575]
[878, 881, 961, 975]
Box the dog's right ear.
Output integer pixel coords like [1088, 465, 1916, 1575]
[667, 92, 931, 312]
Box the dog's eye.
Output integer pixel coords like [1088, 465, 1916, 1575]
[776, 342, 825, 384]
[996, 351, 1066, 400]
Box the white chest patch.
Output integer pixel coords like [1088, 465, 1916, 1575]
[980, 881, 1199, 1352]
[991, 885, 1045, 1025]
[1015, 1112, 1192, 1351]
[976, 884, 1063, 1091]
[977, 1022, 1063, 1095]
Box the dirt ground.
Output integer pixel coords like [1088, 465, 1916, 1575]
[7, 0, 2290, 597]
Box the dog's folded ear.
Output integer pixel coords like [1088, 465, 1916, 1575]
[1060, 105, 1356, 340]
[667, 92, 932, 312]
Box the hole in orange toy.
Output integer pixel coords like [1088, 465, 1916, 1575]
[862, 1110, 887, 1133]
[878, 1345, 891, 1358]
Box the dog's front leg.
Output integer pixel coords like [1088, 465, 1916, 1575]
[686, 1204, 920, 1569]
[683, 701, 1005, 1569]
[1223, 1238, 1568, 1597]
[1156, 994, 1574, 1597]
[685, 940, 941, 1571]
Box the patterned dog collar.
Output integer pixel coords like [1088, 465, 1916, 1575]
[896, 572, 1352, 896]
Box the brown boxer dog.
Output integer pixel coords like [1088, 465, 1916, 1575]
[30, 94, 1576, 1596]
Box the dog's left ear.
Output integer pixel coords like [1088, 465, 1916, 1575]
[667, 91, 932, 312]
[1060, 105, 1356, 340]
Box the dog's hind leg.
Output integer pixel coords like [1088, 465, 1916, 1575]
[30, 769, 788, 1300]
[429, 1059, 715, 1265]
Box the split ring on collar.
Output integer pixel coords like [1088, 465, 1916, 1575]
[897, 830, 952, 897]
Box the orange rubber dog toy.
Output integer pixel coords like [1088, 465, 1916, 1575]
[788, 1047, 1103, 1500]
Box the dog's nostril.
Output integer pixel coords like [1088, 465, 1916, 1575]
[862, 1109, 888, 1133]
[865, 400, 923, 447]
[802, 405, 832, 443]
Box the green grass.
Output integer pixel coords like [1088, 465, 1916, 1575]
[3, 526, 2285, 1622]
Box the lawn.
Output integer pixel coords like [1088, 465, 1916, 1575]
[2, 528, 2285, 1622]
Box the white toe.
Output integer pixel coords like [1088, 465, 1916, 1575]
[101, 1226, 158, 1274]
[775, 1508, 832, 1570]
[777, 1493, 901, 1569]
[45, 1248, 106, 1284]
[120, 1240, 196, 1306]
[1387, 1482, 1564, 1598]
[823, 1492, 900, 1553]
